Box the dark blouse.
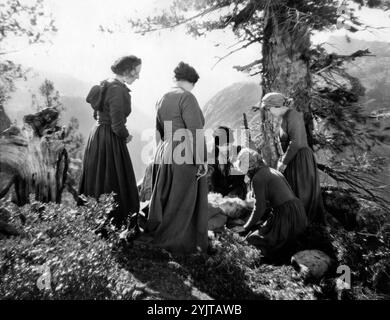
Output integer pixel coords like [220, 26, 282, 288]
[155, 87, 206, 164]
[245, 166, 296, 227]
[87, 79, 131, 140]
[279, 109, 308, 165]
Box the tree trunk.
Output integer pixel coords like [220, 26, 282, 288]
[0, 104, 11, 133]
[260, 5, 313, 167]
[0, 108, 68, 205]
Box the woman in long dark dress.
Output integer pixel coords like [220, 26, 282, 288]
[145, 62, 209, 254]
[261, 92, 325, 224]
[79, 55, 141, 228]
[234, 148, 308, 258]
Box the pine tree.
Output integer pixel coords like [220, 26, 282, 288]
[0, 0, 56, 126]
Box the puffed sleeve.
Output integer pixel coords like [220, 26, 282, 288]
[106, 85, 130, 139]
[281, 110, 308, 165]
[244, 174, 267, 231]
[180, 92, 207, 164]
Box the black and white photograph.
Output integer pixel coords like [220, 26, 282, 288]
[0, 0, 390, 309]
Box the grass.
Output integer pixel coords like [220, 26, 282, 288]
[0, 191, 389, 300]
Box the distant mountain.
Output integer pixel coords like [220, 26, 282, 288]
[203, 37, 390, 132]
[203, 81, 262, 131]
[324, 36, 390, 112]
[324, 35, 390, 57]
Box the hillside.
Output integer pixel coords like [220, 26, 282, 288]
[203, 37, 390, 130]
[203, 81, 262, 131]
[324, 36, 390, 112]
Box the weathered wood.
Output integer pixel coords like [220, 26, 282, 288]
[0, 108, 68, 205]
[242, 112, 257, 150]
[0, 105, 11, 133]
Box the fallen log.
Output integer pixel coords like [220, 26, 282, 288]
[0, 108, 69, 205]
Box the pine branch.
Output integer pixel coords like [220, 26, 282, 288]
[233, 59, 262, 72]
[211, 38, 261, 69]
[318, 163, 390, 212]
[311, 49, 374, 74]
[131, 5, 222, 34]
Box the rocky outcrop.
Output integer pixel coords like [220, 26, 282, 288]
[291, 250, 333, 281]
[0, 207, 20, 238]
[203, 82, 262, 131]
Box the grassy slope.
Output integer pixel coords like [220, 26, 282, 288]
[0, 191, 389, 300]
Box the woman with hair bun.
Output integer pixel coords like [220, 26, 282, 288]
[145, 61, 209, 254]
[79, 55, 142, 229]
[261, 92, 325, 224]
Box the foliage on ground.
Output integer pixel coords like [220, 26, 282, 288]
[0, 192, 389, 300]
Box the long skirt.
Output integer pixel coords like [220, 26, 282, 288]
[246, 198, 308, 257]
[284, 147, 325, 224]
[78, 124, 140, 227]
[146, 140, 209, 254]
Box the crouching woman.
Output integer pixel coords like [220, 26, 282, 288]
[234, 148, 308, 258]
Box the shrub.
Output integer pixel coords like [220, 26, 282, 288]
[0, 194, 138, 300]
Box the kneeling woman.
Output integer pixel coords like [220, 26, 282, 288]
[235, 148, 308, 258]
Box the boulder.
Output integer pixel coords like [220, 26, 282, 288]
[291, 250, 333, 280]
[0, 221, 20, 237]
[0, 207, 11, 222]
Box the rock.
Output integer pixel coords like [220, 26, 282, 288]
[291, 250, 333, 280]
[0, 221, 20, 237]
[0, 207, 11, 222]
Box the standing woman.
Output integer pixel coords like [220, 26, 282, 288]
[79, 55, 141, 228]
[261, 92, 325, 224]
[145, 62, 208, 254]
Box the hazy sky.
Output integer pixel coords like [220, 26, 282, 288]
[4, 0, 390, 118]
[6, 0, 261, 117]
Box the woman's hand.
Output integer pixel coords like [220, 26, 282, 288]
[277, 160, 287, 173]
[125, 134, 133, 144]
[196, 163, 208, 180]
